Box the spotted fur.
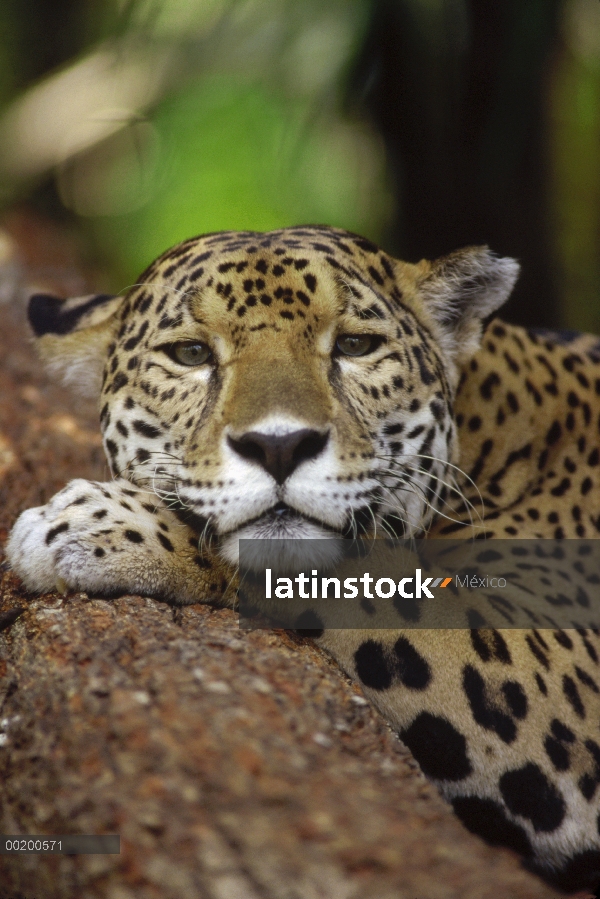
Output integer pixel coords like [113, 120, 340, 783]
[7, 226, 600, 892]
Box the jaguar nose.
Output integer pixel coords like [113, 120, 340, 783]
[227, 429, 329, 485]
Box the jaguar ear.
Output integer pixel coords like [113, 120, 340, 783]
[417, 246, 519, 365]
[28, 292, 124, 397]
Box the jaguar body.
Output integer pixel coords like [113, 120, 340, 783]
[6, 226, 600, 893]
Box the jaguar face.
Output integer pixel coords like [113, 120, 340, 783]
[31, 226, 518, 563]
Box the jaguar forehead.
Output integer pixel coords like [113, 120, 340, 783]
[126, 226, 407, 330]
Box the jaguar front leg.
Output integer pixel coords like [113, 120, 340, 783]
[6, 478, 232, 605]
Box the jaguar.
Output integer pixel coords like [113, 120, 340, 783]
[6, 225, 600, 893]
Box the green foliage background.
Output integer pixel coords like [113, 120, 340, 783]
[0, 0, 598, 330]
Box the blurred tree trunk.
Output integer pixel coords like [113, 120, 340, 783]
[2, 0, 89, 92]
[0, 0, 116, 219]
[350, 0, 564, 327]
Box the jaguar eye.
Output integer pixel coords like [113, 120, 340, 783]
[168, 342, 212, 366]
[335, 334, 379, 357]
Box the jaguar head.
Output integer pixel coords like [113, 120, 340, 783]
[29, 227, 518, 562]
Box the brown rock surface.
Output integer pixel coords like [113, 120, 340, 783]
[0, 213, 583, 898]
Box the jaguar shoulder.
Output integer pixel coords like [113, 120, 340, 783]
[6, 225, 600, 893]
